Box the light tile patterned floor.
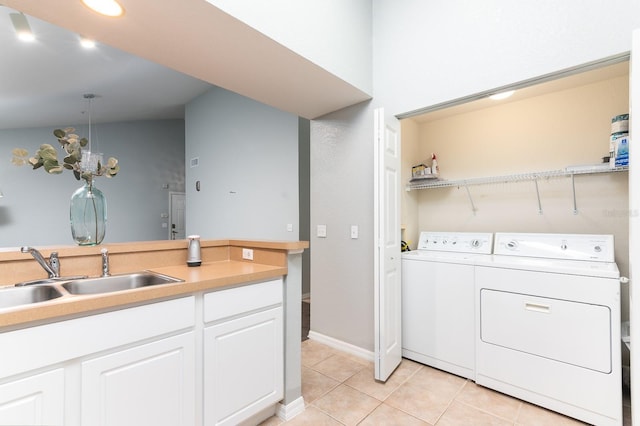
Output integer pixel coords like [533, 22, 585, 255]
[261, 340, 632, 426]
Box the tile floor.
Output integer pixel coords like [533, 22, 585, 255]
[262, 339, 632, 426]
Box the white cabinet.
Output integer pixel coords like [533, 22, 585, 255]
[0, 369, 64, 426]
[203, 279, 283, 426]
[0, 296, 195, 426]
[81, 332, 195, 426]
[0, 278, 286, 426]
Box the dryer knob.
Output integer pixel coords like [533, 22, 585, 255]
[471, 239, 480, 248]
[594, 245, 602, 252]
[560, 244, 568, 250]
[506, 241, 518, 250]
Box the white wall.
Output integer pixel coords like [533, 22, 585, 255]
[185, 86, 300, 240]
[311, 0, 640, 353]
[0, 120, 185, 247]
[207, 0, 373, 95]
[373, 0, 640, 116]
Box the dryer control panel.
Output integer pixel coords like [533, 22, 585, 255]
[493, 233, 614, 262]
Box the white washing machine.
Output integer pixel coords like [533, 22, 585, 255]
[475, 232, 622, 426]
[402, 231, 493, 379]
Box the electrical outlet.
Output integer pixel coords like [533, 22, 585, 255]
[317, 225, 327, 238]
[351, 225, 359, 239]
[242, 248, 254, 260]
[287, 223, 294, 232]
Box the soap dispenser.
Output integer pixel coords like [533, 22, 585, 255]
[187, 235, 202, 267]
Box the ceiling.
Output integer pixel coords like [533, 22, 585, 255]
[1, 0, 371, 124]
[0, 5, 216, 130]
[410, 59, 630, 123]
[1, 3, 628, 131]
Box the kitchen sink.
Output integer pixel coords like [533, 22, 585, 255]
[61, 272, 183, 295]
[0, 285, 64, 310]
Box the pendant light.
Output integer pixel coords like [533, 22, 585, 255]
[82, 94, 103, 173]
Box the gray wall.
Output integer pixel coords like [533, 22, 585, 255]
[0, 120, 185, 247]
[185, 86, 300, 241]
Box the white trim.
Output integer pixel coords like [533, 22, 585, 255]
[308, 330, 374, 362]
[275, 396, 305, 421]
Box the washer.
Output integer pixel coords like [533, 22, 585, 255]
[402, 231, 493, 379]
[475, 232, 621, 426]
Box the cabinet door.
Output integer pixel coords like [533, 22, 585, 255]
[0, 369, 64, 426]
[204, 306, 283, 426]
[81, 332, 195, 426]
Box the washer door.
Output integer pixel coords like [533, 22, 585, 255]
[480, 289, 611, 373]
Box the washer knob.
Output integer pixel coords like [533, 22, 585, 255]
[560, 244, 568, 250]
[506, 241, 518, 250]
[471, 239, 481, 248]
[594, 245, 602, 252]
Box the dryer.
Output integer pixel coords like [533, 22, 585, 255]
[402, 231, 492, 379]
[475, 233, 622, 426]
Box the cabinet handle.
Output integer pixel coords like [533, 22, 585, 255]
[524, 302, 551, 313]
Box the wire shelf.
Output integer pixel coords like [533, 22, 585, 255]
[406, 165, 628, 191]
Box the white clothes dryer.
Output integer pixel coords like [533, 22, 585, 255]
[402, 231, 493, 379]
[475, 233, 622, 426]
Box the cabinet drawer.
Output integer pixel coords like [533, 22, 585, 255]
[480, 289, 611, 373]
[204, 278, 282, 323]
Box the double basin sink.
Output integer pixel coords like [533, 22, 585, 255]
[0, 272, 183, 311]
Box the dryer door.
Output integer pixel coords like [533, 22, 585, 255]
[480, 289, 611, 373]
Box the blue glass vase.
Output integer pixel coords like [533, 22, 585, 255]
[70, 180, 107, 246]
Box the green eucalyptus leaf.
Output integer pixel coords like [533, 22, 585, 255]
[53, 129, 66, 138]
[63, 154, 78, 164]
[63, 163, 74, 170]
[79, 137, 88, 147]
[73, 170, 81, 180]
[43, 159, 62, 174]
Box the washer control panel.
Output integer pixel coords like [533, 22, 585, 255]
[494, 233, 614, 262]
[417, 232, 493, 254]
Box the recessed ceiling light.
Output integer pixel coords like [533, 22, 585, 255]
[489, 90, 515, 101]
[81, 0, 124, 17]
[10, 13, 35, 42]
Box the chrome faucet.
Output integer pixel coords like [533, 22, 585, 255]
[20, 246, 60, 278]
[101, 248, 110, 277]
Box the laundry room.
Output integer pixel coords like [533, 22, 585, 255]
[401, 59, 630, 308]
[399, 58, 630, 425]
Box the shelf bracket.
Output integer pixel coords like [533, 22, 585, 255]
[571, 173, 578, 214]
[463, 184, 477, 215]
[533, 179, 543, 214]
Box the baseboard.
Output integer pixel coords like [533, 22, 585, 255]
[308, 330, 374, 362]
[275, 396, 305, 421]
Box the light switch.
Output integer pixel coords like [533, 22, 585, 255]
[351, 225, 359, 239]
[317, 225, 327, 238]
[287, 223, 294, 232]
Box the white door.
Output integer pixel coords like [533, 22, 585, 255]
[169, 192, 186, 240]
[374, 107, 402, 381]
[629, 27, 639, 426]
